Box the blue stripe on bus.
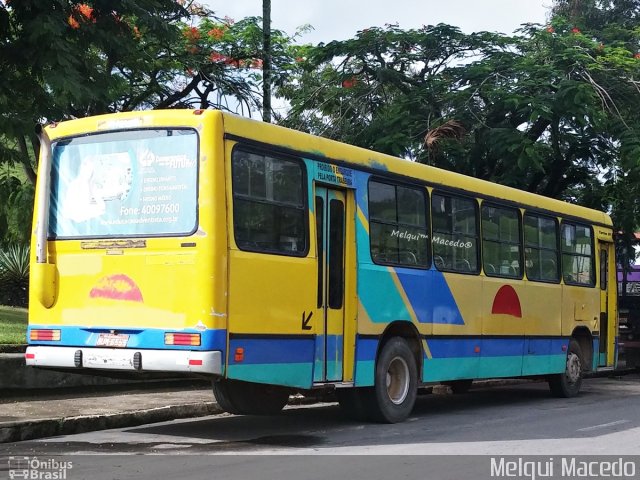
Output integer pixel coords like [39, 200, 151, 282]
[228, 336, 315, 365]
[396, 269, 465, 325]
[27, 325, 226, 351]
[313, 334, 343, 382]
[354, 336, 379, 386]
[426, 337, 569, 358]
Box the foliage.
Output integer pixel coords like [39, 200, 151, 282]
[0, 165, 33, 247]
[278, 4, 640, 231]
[0, 244, 30, 307]
[0, 1, 300, 179]
[0, 1, 304, 248]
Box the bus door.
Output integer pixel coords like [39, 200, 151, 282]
[314, 186, 346, 382]
[599, 242, 616, 367]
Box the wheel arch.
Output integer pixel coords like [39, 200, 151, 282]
[378, 321, 423, 380]
[571, 326, 594, 372]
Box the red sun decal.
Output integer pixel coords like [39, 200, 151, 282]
[90, 274, 143, 302]
[491, 285, 522, 318]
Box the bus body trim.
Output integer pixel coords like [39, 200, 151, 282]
[25, 346, 222, 375]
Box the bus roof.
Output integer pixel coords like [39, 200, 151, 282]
[221, 112, 612, 228]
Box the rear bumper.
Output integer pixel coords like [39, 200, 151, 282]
[25, 346, 222, 375]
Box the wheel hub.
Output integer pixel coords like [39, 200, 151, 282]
[386, 356, 410, 405]
[565, 352, 581, 384]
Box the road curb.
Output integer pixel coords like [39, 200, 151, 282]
[0, 402, 222, 444]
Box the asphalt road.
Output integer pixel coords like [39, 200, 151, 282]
[1, 375, 640, 480]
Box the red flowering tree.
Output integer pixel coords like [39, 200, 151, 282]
[0, 0, 303, 244]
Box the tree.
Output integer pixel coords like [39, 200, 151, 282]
[262, 0, 272, 122]
[279, 14, 640, 206]
[0, 0, 303, 244]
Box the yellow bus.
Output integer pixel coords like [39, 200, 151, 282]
[26, 109, 617, 423]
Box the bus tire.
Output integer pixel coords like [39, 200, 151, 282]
[335, 388, 369, 421]
[548, 338, 583, 398]
[213, 379, 289, 415]
[443, 379, 473, 394]
[363, 336, 418, 423]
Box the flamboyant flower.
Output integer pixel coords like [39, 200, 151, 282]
[635, 53, 640, 59]
[208, 27, 225, 39]
[68, 15, 80, 29]
[77, 4, 93, 20]
[546, 26, 555, 33]
[342, 77, 357, 89]
[571, 27, 581, 34]
[251, 58, 264, 69]
[183, 27, 200, 42]
[209, 52, 226, 63]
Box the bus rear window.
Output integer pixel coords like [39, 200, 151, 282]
[48, 129, 198, 239]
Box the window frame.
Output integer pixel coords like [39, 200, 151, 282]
[367, 177, 431, 270]
[560, 221, 595, 287]
[431, 190, 481, 275]
[481, 202, 523, 280]
[231, 144, 309, 257]
[523, 212, 561, 284]
[48, 127, 201, 240]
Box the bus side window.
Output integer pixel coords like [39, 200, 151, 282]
[368, 180, 430, 268]
[561, 222, 594, 286]
[232, 149, 307, 256]
[524, 213, 559, 283]
[431, 193, 479, 274]
[481, 204, 522, 279]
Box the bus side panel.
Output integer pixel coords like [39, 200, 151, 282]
[224, 140, 317, 389]
[426, 273, 482, 382]
[521, 281, 565, 375]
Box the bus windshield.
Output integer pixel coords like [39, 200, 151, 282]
[48, 128, 198, 239]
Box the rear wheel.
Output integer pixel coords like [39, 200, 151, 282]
[212, 379, 290, 415]
[362, 337, 418, 423]
[549, 339, 583, 398]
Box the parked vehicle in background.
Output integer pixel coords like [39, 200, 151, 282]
[618, 265, 640, 368]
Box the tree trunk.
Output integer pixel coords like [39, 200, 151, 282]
[17, 135, 37, 186]
[262, 0, 272, 123]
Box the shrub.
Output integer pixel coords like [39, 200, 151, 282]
[0, 244, 30, 307]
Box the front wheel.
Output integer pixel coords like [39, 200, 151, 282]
[548, 338, 583, 398]
[362, 337, 418, 423]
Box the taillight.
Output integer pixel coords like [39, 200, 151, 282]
[164, 333, 201, 346]
[30, 329, 61, 341]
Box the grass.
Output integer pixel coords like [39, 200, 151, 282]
[0, 305, 28, 344]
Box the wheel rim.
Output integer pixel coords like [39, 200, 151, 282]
[386, 356, 410, 405]
[565, 352, 581, 385]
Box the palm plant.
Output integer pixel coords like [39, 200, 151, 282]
[0, 244, 30, 307]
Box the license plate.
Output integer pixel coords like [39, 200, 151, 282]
[96, 333, 129, 348]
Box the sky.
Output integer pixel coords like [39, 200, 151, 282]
[207, 0, 553, 44]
